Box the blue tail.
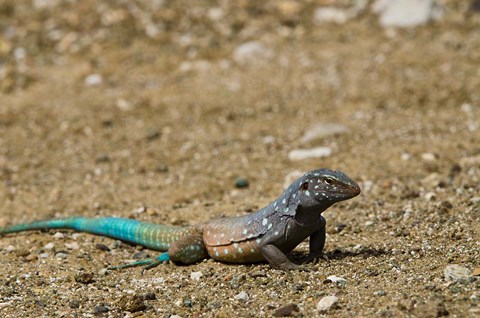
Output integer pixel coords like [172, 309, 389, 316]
[0, 217, 182, 251]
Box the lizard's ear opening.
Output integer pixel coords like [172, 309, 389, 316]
[300, 182, 309, 191]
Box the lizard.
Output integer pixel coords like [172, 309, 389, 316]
[0, 168, 360, 271]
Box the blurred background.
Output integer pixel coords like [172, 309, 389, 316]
[0, 0, 479, 317]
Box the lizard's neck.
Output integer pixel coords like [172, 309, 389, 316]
[293, 203, 331, 227]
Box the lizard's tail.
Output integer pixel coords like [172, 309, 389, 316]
[0, 217, 195, 251]
[0, 218, 77, 234]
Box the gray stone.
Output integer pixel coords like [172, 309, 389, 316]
[288, 147, 332, 161]
[372, 0, 442, 28]
[444, 264, 473, 283]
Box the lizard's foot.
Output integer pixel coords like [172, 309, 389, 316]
[107, 253, 170, 272]
[301, 252, 328, 265]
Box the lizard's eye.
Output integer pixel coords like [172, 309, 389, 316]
[324, 178, 333, 185]
[300, 182, 309, 191]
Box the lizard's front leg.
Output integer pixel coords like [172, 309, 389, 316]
[303, 215, 326, 264]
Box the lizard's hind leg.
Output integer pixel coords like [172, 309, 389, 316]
[168, 234, 209, 264]
[108, 253, 171, 271]
[107, 234, 208, 272]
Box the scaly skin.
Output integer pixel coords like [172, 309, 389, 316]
[0, 168, 360, 270]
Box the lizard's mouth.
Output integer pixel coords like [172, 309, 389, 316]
[318, 182, 361, 202]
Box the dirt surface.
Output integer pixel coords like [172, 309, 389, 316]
[0, 1, 479, 317]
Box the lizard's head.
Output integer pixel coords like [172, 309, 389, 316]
[294, 169, 361, 209]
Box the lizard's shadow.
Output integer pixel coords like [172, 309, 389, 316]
[290, 247, 388, 262]
[325, 247, 388, 260]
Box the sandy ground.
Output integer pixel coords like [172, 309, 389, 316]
[0, 1, 479, 317]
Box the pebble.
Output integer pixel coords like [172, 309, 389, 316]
[95, 243, 110, 252]
[190, 271, 203, 281]
[288, 147, 332, 161]
[97, 268, 109, 276]
[317, 295, 339, 312]
[421, 152, 437, 161]
[273, 303, 299, 317]
[424, 192, 436, 201]
[233, 41, 273, 65]
[133, 250, 150, 259]
[314, 7, 353, 24]
[95, 154, 110, 163]
[44, 242, 55, 250]
[178, 60, 211, 73]
[6, 245, 15, 252]
[68, 299, 80, 309]
[117, 294, 146, 312]
[65, 242, 80, 250]
[326, 275, 347, 286]
[116, 98, 133, 111]
[146, 128, 161, 140]
[84, 73, 103, 86]
[235, 177, 249, 189]
[250, 271, 267, 278]
[473, 268, 480, 276]
[39, 252, 49, 258]
[53, 232, 65, 239]
[55, 252, 68, 259]
[300, 123, 349, 143]
[142, 292, 156, 300]
[93, 305, 109, 315]
[233, 291, 249, 302]
[444, 264, 473, 283]
[75, 272, 95, 284]
[372, 0, 442, 28]
[170, 315, 182, 318]
[25, 254, 38, 262]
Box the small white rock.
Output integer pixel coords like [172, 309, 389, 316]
[424, 192, 436, 201]
[234, 291, 249, 302]
[170, 315, 183, 318]
[55, 252, 68, 259]
[372, 0, 442, 28]
[39, 252, 49, 258]
[178, 60, 211, 73]
[317, 295, 338, 312]
[116, 98, 133, 111]
[262, 136, 275, 144]
[421, 153, 437, 161]
[44, 242, 55, 250]
[314, 7, 352, 24]
[288, 147, 332, 161]
[53, 232, 65, 239]
[233, 41, 273, 64]
[301, 123, 349, 143]
[444, 264, 472, 283]
[326, 275, 347, 284]
[65, 242, 80, 250]
[98, 268, 109, 276]
[84, 73, 103, 86]
[6, 245, 15, 252]
[190, 271, 203, 281]
[401, 153, 411, 161]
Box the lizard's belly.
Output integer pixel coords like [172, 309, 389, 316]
[204, 239, 265, 263]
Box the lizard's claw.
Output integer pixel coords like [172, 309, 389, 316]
[108, 253, 171, 272]
[301, 253, 328, 265]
